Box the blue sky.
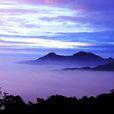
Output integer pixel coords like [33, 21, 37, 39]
[0, 0, 114, 58]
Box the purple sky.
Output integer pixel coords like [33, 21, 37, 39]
[0, 0, 114, 58]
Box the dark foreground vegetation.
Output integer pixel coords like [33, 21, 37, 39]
[0, 90, 114, 114]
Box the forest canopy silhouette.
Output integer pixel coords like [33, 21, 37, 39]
[0, 90, 114, 113]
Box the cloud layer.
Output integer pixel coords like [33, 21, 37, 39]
[0, 0, 114, 56]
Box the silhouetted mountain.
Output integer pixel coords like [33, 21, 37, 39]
[73, 51, 103, 60]
[63, 61, 114, 71]
[38, 51, 103, 61]
[20, 51, 114, 67]
[37, 52, 66, 61]
[93, 61, 114, 71]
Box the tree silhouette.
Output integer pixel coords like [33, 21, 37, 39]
[0, 90, 114, 113]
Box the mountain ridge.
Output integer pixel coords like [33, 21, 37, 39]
[38, 51, 104, 60]
[20, 51, 114, 67]
[63, 61, 114, 71]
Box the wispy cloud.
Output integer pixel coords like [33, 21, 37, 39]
[0, 0, 106, 36]
[0, 37, 93, 49]
[0, 0, 114, 56]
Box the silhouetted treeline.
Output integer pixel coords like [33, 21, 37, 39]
[0, 90, 114, 113]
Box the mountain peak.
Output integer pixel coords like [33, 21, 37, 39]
[47, 52, 57, 56]
[73, 51, 96, 57]
[37, 52, 59, 60]
[73, 51, 103, 60]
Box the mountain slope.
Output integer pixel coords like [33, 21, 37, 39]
[20, 51, 114, 67]
[63, 61, 114, 71]
[37, 51, 103, 61]
[93, 61, 114, 71]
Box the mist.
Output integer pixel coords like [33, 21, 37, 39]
[0, 58, 114, 102]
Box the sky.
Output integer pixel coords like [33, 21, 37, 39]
[0, 0, 114, 58]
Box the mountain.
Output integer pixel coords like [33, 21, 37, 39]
[21, 51, 114, 67]
[37, 52, 66, 60]
[93, 61, 114, 71]
[63, 61, 114, 71]
[38, 51, 103, 61]
[72, 51, 103, 60]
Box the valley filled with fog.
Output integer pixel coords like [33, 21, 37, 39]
[0, 58, 114, 102]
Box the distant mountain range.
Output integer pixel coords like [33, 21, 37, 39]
[63, 61, 114, 71]
[21, 51, 114, 67]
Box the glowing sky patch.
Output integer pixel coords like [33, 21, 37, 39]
[0, 37, 93, 49]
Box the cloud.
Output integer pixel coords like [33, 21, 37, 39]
[0, 0, 114, 57]
[0, 36, 93, 49]
[21, 0, 114, 11]
[0, 0, 107, 37]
